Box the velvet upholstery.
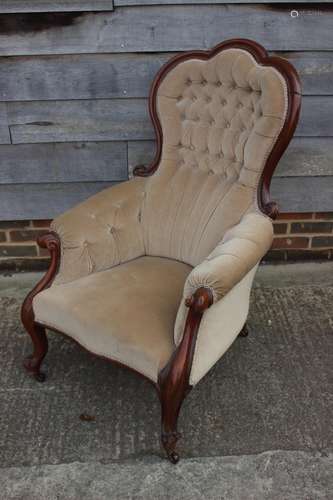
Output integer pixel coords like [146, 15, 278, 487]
[32, 46, 290, 385]
[34, 257, 192, 382]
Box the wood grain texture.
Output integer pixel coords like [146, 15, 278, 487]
[0, 103, 10, 144]
[0, 182, 115, 220]
[115, 0, 328, 4]
[0, 51, 331, 102]
[0, 142, 127, 184]
[6, 96, 332, 144]
[271, 177, 333, 212]
[0, 6, 331, 56]
[0, 1, 114, 12]
[129, 138, 333, 178]
[7, 99, 153, 144]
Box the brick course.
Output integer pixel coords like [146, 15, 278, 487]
[0, 212, 332, 270]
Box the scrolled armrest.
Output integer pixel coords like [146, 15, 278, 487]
[50, 177, 146, 285]
[174, 211, 273, 343]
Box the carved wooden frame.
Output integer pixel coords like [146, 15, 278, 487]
[133, 38, 301, 219]
[21, 39, 301, 464]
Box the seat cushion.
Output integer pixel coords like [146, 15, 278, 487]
[33, 256, 192, 382]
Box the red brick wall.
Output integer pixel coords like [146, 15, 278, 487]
[0, 213, 332, 270]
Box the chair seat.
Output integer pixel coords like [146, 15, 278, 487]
[33, 256, 192, 382]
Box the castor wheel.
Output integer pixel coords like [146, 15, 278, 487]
[168, 451, 180, 464]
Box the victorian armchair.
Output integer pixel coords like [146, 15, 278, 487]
[21, 39, 301, 463]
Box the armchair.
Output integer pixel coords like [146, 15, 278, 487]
[21, 39, 301, 463]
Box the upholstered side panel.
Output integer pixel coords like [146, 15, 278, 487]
[174, 210, 273, 343]
[51, 177, 146, 285]
[189, 265, 258, 386]
[142, 48, 287, 266]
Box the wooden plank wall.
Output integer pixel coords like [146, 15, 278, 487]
[0, 1, 331, 219]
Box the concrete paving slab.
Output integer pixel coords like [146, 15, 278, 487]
[0, 264, 332, 499]
[0, 451, 332, 500]
[0, 285, 332, 466]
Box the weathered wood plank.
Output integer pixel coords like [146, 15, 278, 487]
[6, 96, 333, 144]
[276, 138, 333, 177]
[8, 99, 153, 144]
[0, 176, 331, 220]
[0, 142, 127, 184]
[115, 0, 328, 4]
[281, 52, 333, 96]
[0, 51, 331, 102]
[0, 103, 10, 144]
[271, 177, 333, 212]
[0, 53, 170, 102]
[128, 138, 333, 178]
[0, 1, 114, 12]
[0, 6, 331, 56]
[297, 97, 333, 137]
[0, 182, 115, 220]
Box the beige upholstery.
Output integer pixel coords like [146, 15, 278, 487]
[51, 177, 146, 285]
[34, 256, 192, 382]
[34, 47, 288, 385]
[174, 211, 273, 344]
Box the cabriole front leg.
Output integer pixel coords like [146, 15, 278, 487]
[158, 287, 213, 463]
[21, 232, 61, 382]
[22, 320, 48, 382]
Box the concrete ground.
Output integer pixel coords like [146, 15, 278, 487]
[0, 262, 332, 499]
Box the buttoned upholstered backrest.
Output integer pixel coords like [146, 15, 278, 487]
[141, 45, 289, 266]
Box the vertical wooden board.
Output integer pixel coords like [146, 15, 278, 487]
[0, 1, 114, 12]
[0, 182, 116, 220]
[271, 177, 333, 212]
[0, 6, 332, 56]
[0, 142, 128, 184]
[7, 99, 154, 144]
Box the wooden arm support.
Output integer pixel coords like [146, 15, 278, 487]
[158, 287, 213, 463]
[21, 232, 61, 382]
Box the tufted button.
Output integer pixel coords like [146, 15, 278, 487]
[208, 169, 214, 175]
[177, 95, 183, 102]
[237, 102, 243, 109]
[186, 78, 192, 86]
[205, 147, 209, 153]
[109, 226, 116, 234]
[202, 79, 207, 86]
[216, 81, 222, 87]
[83, 240, 88, 247]
[206, 96, 212, 102]
[190, 145, 195, 151]
[210, 118, 215, 125]
[221, 99, 227, 106]
[192, 95, 197, 102]
[225, 122, 230, 128]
